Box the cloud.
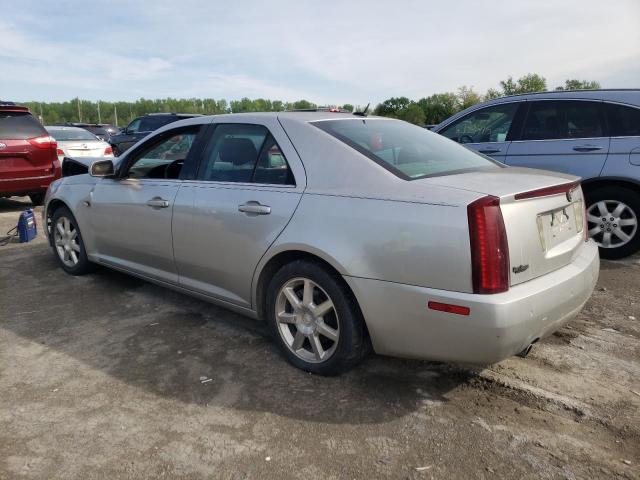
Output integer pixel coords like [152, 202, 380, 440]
[1, 0, 639, 104]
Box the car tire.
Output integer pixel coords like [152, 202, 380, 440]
[266, 259, 369, 375]
[586, 186, 640, 259]
[29, 192, 45, 206]
[112, 145, 121, 157]
[50, 206, 96, 275]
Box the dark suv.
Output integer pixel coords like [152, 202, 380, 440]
[0, 102, 60, 204]
[109, 113, 202, 156]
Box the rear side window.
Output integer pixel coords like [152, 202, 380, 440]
[139, 116, 178, 132]
[606, 103, 640, 137]
[198, 124, 294, 185]
[0, 112, 46, 139]
[521, 101, 604, 140]
[313, 119, 499, 180]
[439, 103, 519, 144]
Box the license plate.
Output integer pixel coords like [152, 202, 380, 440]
[69, 150, 91, 157]
[537, 203, 581, 252]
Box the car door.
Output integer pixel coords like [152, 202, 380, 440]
[505, 100, 609, 179]
[88, 124, 205, 283]
[172, 118, 306, 308]
[602, 102, 640, 174]
[437, 101, 521, 162]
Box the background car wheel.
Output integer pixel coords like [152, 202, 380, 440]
[266, 259, 369, 375]
[29, 192, 45, 206]
[50, 207, 95, 275]
[586, 186, 640, 259]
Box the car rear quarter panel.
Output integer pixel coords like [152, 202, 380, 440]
[263, 193, 475, 293]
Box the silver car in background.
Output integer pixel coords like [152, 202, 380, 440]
[433, 89, 640, 259]
[46, 126, 114, 163]
[42, 112, 599, 375]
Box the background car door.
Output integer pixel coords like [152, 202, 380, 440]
[172, 119, 305, 308]
[505, 100, 609, 178]
[89, 126, 203, 283]
[437, 102, 521, 162]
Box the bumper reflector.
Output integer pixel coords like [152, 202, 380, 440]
[428, 301, 470, 316]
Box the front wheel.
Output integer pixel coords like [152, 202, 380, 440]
[586, 186, 640, 259]
[266, 260, 369, 375]
[50, 207, 95, 275]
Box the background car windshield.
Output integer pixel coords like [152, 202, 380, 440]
[313, 119, 499, 179]
[47, 128, 98, 141]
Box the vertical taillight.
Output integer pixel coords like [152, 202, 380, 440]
[104, 146, 113, 155]
[467, 195, 510, 294]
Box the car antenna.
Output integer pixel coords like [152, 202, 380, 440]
[353, 103, 370, 117]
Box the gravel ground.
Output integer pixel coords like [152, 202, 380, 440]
[0, 196, 638, 480]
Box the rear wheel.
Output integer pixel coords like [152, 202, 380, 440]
[51, 207, 95, 275]
[266, 260, 368, 375]
[586, 186, 640, 259]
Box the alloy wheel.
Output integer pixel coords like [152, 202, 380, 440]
[275, 277, 340, 363]
[54, 216, 81, 267]
[587, 200, 638, 249]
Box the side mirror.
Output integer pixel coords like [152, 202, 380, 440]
[90, 159, 115, 177]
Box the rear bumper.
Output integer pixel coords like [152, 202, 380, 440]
[344, 240, 599, 364]
[0, 172, 60, 196]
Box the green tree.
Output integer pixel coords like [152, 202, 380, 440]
[374, 97, 412, 117]
[556, 79, 601, 91]
[396, 103, 426, 125]
[341, 104, 354, 112]
[484, 88, 502, 101]
[500, 73, 547, 95]
[416, 93, 459, 124]
[457, 86, 482, 110]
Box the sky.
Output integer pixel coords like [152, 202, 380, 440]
[1, 0, 639, 106]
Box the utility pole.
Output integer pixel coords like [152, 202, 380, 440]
[39, 103, 44, 123]
[114, 105, 118, 126]
[77, 98, 82, 122]
[97, 100, 102, 124]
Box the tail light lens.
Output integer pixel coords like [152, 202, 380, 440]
[28, 135, 57, 150]
[468, 195, 510, 294]
[56, 148, 64, 156]
[104, 146, 113, 155]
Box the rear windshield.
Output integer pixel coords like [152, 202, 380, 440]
[47, 128, 98, 141]
[0, 112, 46, 140]
[313, 119, 500, 180]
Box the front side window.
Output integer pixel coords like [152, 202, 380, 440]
[521, 101, 604, 140]
[606, 103, 640, 137]
[440, 103, 518, 144]
[198, 124, 294, 185]
[127, 118, 141, 133]
[127, 128, 199, 179]
[313, 119, 500, 180]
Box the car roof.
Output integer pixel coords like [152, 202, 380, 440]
[434, 89, 640, 131]
[46, 126, 91, 132]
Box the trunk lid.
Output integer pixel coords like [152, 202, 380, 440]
[420, 167, 586, 285]
[0, 138, 56, 180]
[59, 140, 106, 158]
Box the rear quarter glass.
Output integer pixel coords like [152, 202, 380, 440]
[0, 112, 47, 139]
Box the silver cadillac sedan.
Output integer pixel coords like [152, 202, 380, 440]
[42, 112, 599, 375]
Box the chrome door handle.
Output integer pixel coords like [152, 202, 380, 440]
[238, 202, 271, 215]
[146, 198, 170, 208]
[478, 148, 501, 154]
[573, 146, 603, 152]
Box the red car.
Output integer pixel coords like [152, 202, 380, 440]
[0, 102, 60, 205]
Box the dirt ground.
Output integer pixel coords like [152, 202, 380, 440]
[0, 196, 638, 480]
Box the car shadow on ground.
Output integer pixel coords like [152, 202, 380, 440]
[0, 197, 36, 213]
[1, 244, 474, 425]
